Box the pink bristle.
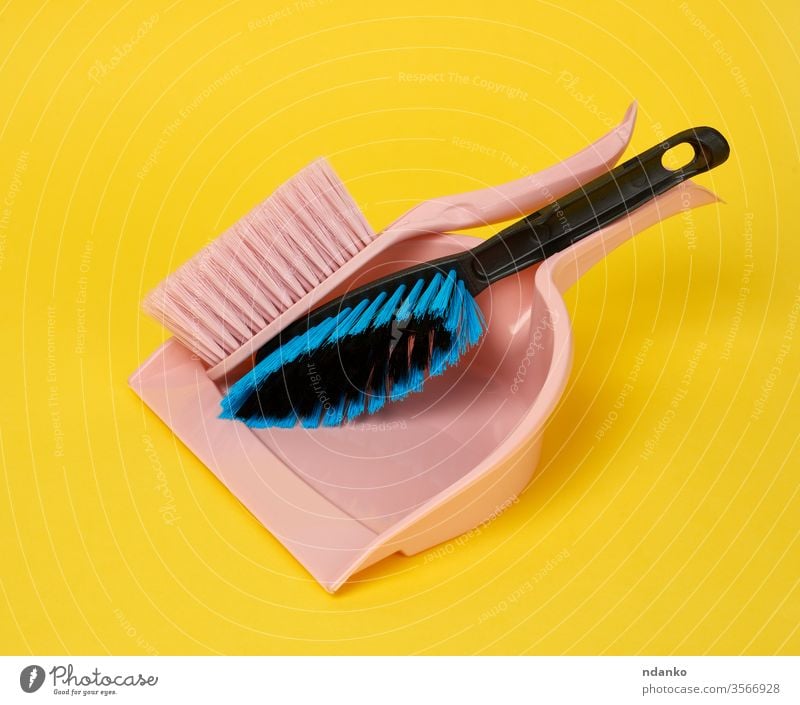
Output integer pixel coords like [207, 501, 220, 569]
[271, 180, 347, 269]
[269, 202, 335, 280]
[223, 236, 293, 312]
[319, 165, 374, 248]
[255, 215, 321, 293]
[143, 158, 376, 366]
[205, 258, 268, 335]
[252, 211, 323, 286]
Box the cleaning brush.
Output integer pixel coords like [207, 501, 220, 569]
[143, 158, 375, 366]
[220, 126, 730, 428]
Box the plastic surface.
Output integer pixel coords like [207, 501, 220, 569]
[129, 105, 720, 592]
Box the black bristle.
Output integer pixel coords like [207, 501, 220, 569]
[219, 269, 486, 428]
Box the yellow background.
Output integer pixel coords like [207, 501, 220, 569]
[1, 0, 798, 655]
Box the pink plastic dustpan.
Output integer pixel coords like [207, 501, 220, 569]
[130, 105, 720, 592]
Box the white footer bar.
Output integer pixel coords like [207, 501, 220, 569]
[1, 656, 797, 704]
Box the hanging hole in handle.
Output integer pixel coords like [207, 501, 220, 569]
[661, 142, 697, 171]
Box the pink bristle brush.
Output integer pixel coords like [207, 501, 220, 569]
[143, 159, 375, 366]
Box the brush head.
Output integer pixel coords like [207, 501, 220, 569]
[219, 269, 486, 428]
[142, 159, 375, 366]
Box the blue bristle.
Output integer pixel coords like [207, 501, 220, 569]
[434, 329, 467, 376]
[221, 270, 488, 430]
[455, 283, 474, 354]
[429, 344, 450, 377]
[367, 378, 387, 414]
[244, 413, 297, 429]
[428, 278, 484, 376]
[345, 392, 366, 421]
[372, 284, 407, 327]
[219, 309, 348, 419]
[429, 269, 457, 318]
[395, 279, 426, 321]
[349, 291, 388, 335]
[461, 282, 486, 346]
[445, 338, 465, 369]
[405, 364, 426, 393]
[389, 364, 425, 401]
[321, 397, 347, 427]
[305, 310, 348, 352]
[329, 298, 371, 343]
[443, 277, 465, 333]
[411, 273, 443, 319]
[301, 403, 324, 429]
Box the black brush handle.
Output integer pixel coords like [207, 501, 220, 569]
[470, 126, 730, 286]
[252, 126, 729, 367]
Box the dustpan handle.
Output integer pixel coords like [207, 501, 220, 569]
[469, 126, 730, 286]
[380, 103, 638, 237]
